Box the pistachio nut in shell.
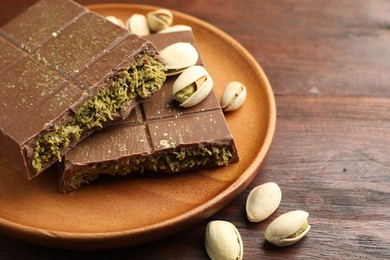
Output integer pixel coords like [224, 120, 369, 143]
[105, 16, 125, 28]
[158, 25, 192, 34]
[265, 210, 311, 247]
[205, 220, 243, 260]
[160, 42, 199, 76]
[246, 182, 282, 222]
[126, 14, 150, 36]
[147, 8, 173, 32]
[172, 65, 213, 107]
[220, 81, 247, 112]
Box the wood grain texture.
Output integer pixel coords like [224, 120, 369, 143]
[1, 0, 389, 259]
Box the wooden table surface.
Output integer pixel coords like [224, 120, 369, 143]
[1, 0, 389, 259]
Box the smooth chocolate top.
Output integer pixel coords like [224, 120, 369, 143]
[0, 0, 158, 178]
[63, 31, 238, 167]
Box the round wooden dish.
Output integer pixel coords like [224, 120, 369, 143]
[0, 4, 276, 250]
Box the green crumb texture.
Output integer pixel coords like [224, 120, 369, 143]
[65, 146, 234, 192]
[32, 55, 166, 173]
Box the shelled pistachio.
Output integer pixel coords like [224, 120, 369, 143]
[205, 220, 243, 260]
[126, 14, 150, 36]
[264, 210, 311, 247]
[220, 81, 247, 112]
[147, 8, 173, 32]
[172, 65, 213, 107]
[246, 182, 282, 222]
[160, 42, 199, 76]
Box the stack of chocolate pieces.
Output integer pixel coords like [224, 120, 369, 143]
[0, 0, 165, 179]
[59, 31, 239, 192]
[0, 0, 239, 193]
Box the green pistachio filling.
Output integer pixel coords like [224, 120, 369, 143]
[65, 146, 234, 192]
[32, 55, 166, 173]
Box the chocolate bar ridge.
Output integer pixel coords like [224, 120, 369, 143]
[59, 31, 239, 193]
[0, 0, 166, 179]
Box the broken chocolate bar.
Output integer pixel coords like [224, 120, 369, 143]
[59, 31, 239, 193]
[0, 0, 166, 179]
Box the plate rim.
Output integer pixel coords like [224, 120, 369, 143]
[0, 3, 276, 249]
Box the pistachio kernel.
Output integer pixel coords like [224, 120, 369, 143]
[175, 83, 196, 103]
[172, 66, 213, 107]
[175, 75, 207, 103]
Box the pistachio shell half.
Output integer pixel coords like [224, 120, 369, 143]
[160, 42, 199, 76]
[246, 182, 282, 222]
[158, 25, 192, 34]
[205, 220, 243, 260]
[172, 65, 213, 107]
[126, 14, 150, 36]
[105, 16, 125, 28]
[147, 9, 173, 32]
[264, 210, 311, 247]
[220, 81, 247, 112]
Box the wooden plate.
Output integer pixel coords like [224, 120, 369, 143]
[0, 4, 276, 250]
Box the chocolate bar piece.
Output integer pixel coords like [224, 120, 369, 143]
[0, 0, 166, 179]
[59, 31, 239, 192]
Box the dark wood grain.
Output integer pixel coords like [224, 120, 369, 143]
[1, 0, 389, 259]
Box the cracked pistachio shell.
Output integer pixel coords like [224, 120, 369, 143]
[246, 182, 282, 222]
[126, 14, 150, 36]
[220, 81, 247, 112]
[265, 210, 311, 247]
[147, 8, 173, 32]
[160, 42, 199, 76]
[172, 65, 213, 107]
[158, 25, 192, 34]
[105, 16, 125, 28]
[205, 220, 243, 260]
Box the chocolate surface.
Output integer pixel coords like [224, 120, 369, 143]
[60, 31, 239, 192]
[0, 0, 164, 179]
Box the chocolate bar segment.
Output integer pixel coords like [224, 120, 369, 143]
[59, 31, 239, 193]
[1, 0, 86, 52]
[0, 0, 166, 179]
